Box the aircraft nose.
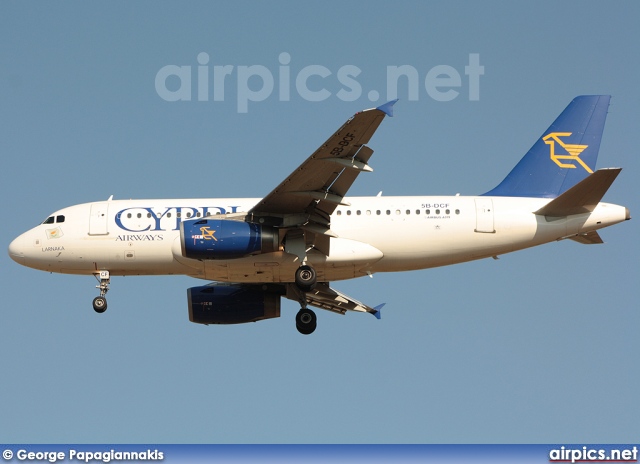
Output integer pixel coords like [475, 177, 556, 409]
[8, 234, 26, 265]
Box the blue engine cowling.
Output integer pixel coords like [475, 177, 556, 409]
[187, 284, 283, 324]
[180, 219, 278, 259]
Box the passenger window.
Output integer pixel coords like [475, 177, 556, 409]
[137, 213, 142, 218]
[386, 210, 391, 215]
[416, 210, 420, 215]
[426, 209, 431, 215]
[337, 210, 342, 216]
[455, 209, 460, 215]
[366, 210, 371, 215]
[356, 210, 361, 215]
[406, 210, 410, 215]
[445, 209, 450, 215]
[347, 210, 352, 216]
[436, 209, 440, 215]
[127, 213, 132, 219]
[56, 215, 65, 223]
[376, 210, 381, 215]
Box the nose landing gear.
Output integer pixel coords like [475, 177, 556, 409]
[92, 296, 107, 313]
[92, 270, 110, 313]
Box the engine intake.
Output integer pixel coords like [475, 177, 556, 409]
[180, 219, 278, 259]
[187, 284, 282, 325]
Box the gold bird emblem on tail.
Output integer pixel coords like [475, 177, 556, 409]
[543, 132, 592, 173]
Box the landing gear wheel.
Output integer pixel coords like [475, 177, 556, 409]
[295, 265, 317, 292]
[93, 270, 110, 314]
[296, 308, 317, 335]
[93, 296, 107, 313]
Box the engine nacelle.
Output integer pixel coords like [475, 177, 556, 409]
[187, 284, 282, 325]
[180, 219, 278, 259]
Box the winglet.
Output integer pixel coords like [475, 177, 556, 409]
[370, 303, 385, 320]
[376, 99, 398, 117]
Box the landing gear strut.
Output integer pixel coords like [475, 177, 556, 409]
[92, 270, 110, 313]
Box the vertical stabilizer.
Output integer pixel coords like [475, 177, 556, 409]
[484, 95, 610, 198]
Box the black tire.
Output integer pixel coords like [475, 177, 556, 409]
[295, 265, 317, 292]
[296, 308, 317, 335]
[92, 296, 107, 313]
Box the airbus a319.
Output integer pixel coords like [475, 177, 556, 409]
[8, 96, 630, 334]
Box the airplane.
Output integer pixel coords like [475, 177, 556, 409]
[7, 95, 630, 335]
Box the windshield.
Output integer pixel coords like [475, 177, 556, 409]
[41, 215, 65, 225]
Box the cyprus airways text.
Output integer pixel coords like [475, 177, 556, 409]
[115, 206, 240, 232]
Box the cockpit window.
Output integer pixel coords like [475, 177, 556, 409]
[42, 216, 54, 225]
[56, 215, 65, 223]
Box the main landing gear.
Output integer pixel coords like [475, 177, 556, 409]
[294, 264, 318, 335]
[92, 270, 110, 313]
[296, 307, 317, 335]
[294, 264, 317, 292]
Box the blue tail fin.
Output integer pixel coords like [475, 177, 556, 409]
[483, 95, 610, 198]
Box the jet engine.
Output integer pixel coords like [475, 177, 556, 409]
[187, 283, 283, 325]
[180, 219, 278, 259]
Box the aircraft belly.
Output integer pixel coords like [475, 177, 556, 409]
[202, 239, 384, 283]
[204, 252, 287, 282]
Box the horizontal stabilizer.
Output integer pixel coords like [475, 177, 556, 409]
[568, 230, 604, 245]
[534, 168, 621, 217]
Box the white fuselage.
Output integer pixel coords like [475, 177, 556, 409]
[8, 195, 629, 283]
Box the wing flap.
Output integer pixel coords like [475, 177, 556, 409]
[286, 282, 383, 318]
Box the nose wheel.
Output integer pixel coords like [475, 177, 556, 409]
[93, 270, 110, 314]
[92, 296, 107, 313]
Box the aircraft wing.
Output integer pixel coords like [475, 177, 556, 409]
[286, 282, 384, 319]
[247, 101, 396, 246]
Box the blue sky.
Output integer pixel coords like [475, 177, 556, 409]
[1, 1, 638, 443]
